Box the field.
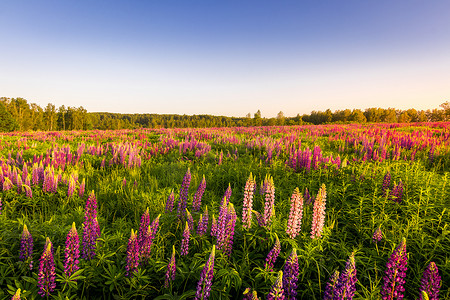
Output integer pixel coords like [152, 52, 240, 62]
[0, 123, 448, 299]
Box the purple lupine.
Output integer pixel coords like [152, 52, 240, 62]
[282, 249, 299, 300]
[265, 234, 281, 272]
[286, 188, 304, 239]
[19, 224, 34, 270]
[418, 262, 441, 300]
[12, 288, 21, 300]
[216, 202, 237, 255]
[181, 222, 190, 256]
[242, 173, 256, 229]
[267, 271, 285, 300]
[137, 208, 150, 248]
[78, 178, 85, 197]
[3, 177, 13, 191]
[304, 188, 312, 205]
[334, 252, 358, 300]
[164, 245, 176, 288]
[262, 175, 275, 227]
[223, 203, 237, 256]
[140, 214, 161, 264]
[382, 172, 391, 196]
[37, 240, 56, 297]
[177, 168, 191, 219]
[390, 180, 404, 203]
[373, 227, 383, 243]
[122, 177, 127, 186]
[82, 191, 100, 260]
[125, 229, 139, 277]
[186, 209, 194, 232]
[193, 175, 206, 211]
[210, 215, 217, 237]
[311, 183, 327, 239]
[381, 238, 408, 300]
[64, 222, 80, 277]
[324, 270, 340, 300]
[253, 210, 265, 227]
[23, 184, 32, 198]
[243, 288, 260, 300]
[194, 245, 216, 300]
[197, 206, 209, 236]
[166, 189, 175, 213]
[220, 183, 232, 207]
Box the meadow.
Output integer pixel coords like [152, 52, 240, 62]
[0, 123, 448, 299]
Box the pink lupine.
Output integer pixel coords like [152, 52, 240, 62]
[262, 175, 275, 227]
[12, 288, 21, 300]
[64, 223, 80, 277]
[311, 183, 327, 239]
[286, 187, 304, 239]
[37, 241, 56, 297]
[242, 173, 256, 229]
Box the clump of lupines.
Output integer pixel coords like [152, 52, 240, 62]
[265, 234, 281, 272]
[242, 173, 256, 229]
[286, 187, 304, 239]
[177, 168, 191, 219]
[262, 175, 275, 227]
[418, 262, 441, 300]
[37, 240, 56, 297]
[164, 245, 176, 288]
[267, 271, 285, 300]
[19, 224, 33, 270]
[323, 270, 340, 300]
[390, 180, 404, 203]
[64, 222, 80, 277]
[125, 229, 139, 277]
[311, 183, 327, 239]
[165, 189, 175, 213]
[373, 227, 383, 243]
[194, 245, 216, 300]
[82, 191, 100, 260]
[181, 221, 190, 256]
[192, 175, 206, 211]
[140, 214, 160, 264]
[243, 288, 260, 300]
[282, 249, 299, 299]
[334, 252, 358, 300]
[382, 171, 391, 196]
[381, 237, 408, 300]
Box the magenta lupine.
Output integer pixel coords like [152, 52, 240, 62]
[140, 214, 161, 264]
[78, 178, 85, 197]
[177, 168, 191, 219]
[282, 249, 299, 300]
[82, 191, 100, 260]
[194, 245, 216, 300]
[210, 215, 217, 237]
[68, 176, 75, 197]
[23, 184, 32, 198]
[262, 175, 275, 227]
[265, 234, 281, 272]
[334, 252, 358, 300]
[125, 229, 139, 277]
[323, 271, 340, 300]
[12, 288, 21, 300]
[166, 189, 175, 213]
[243, 288, 260, 300]
[3, 177, 13, 191]
[16, 175, 23, 193]
[382, 171, 391, 196]
[137, 208, 150, 248]
[122, 177, 127, 186]
[242, 173, 256, 229]
[64, 222, 80, 277]
[197, 206, 209, 236]
[390, 180, 404, 203]
[311, 183, 327, 239]
[381, 238, 408, 300]
[286, 188, 304, 239]
[181, 221, 190, 256]
[19, 224, 33, 270]
[267, 271, 285, 300]
[164, 245, 176, 288]
[373, 227, 383, 243]
[193, 175, 206, 211]
[220, 183, 232, 206]
[418, 262, 441, 300]
[37, 241, 56, 297]
[186, 209, 194, 232]
[216, 201, 237, 255]
[223, 203, 237, 256]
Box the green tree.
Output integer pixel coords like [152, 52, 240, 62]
[0, 102, 18, 132]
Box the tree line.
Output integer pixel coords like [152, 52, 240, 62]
[0, 97, 449, 132]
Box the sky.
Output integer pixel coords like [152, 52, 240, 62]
[1, 1, 449, 117]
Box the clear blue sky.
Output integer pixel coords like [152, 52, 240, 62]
[1, 0, 449, 117]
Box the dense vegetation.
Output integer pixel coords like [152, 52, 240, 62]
[0, 123, 448, 299]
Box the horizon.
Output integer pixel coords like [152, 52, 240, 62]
[1, 1, 449, 118]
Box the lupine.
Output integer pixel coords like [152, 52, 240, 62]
[390, 180, 404, 203]
[165, 189, 175, 213]
[311, 183, 327, 239]
[125, 229, 139, 277]
[37, 240, 56, 297]
[262, 175, 275, 227]
[381, 238, 408, 300]
[286, 187, 304, 239]
[82, 191, 100, 260]
[194, 245, 216, 300]
[373, 227, 383, 243]
[267, 271, 285, 300]
[197, 206, 209, 236]
[304, 187, 312, 205]
[177, 168, 191, 219]
[242, 173, 256, 229]
[186, 209, 194, 232]
[334, 252, 358, 300]
[282, 249, 299, 299]
[137, 208, 150, 248]
[216, 202, 237, 255]
[79, 178, 85, 197]
[181, 221, 190, 256]
[243, 288, 260, 300]
[12, 288, 21, 300]
[68, 176, 75, 197]
[164, 245, 176, 288]
[23, 184, 32, 198]
[19, 224, 33, 270]
[140, 214, 161, 264]
[324, 270, 340, 300]
[220, 183, 232, 206]
[192, 175, 206, 211]
[210, 215, 217, 237]
[382, 171, 391, 196]
[64, 222, 80, 277]
[265, 234, 281, 272]
[418, 262, 441, 300]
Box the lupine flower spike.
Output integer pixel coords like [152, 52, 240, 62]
[166, 189, 175, 213]
[19, 224, 34, 270]
[64, 222, 80, 277]
[418, 261, 441, 300]
[12, 288, 21, 300]
[125, 229, 139, 277]
[243, 288, 260, 300]
[82, 191, 100, 260]
[334, 252, 358, 300]
[193, 175, 206, 211]
[242, 173, 256, 229]
[165, 245, 176, 288]
[181, 221, 190, 256]
[282, 249, 299, 299]
[137, 208, 150, 248]
[311, 183, 327, 239]
[381, 237, 408, 300]
[323, 270, 340, 300]
[286, 187, 304, 239]
[177, 168, 191, 219]
[265, 234, 281, 272]
[373, 227, 383, 243]
[267, 271, 285, 300]
[194, 245, 216, 300]
[37, 240, 56, 297]
[262, 175, 275, 227]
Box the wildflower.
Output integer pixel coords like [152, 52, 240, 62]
[140, 214, 160, 264]
[210, 215, 217, 237]
[181, 222, 190, 256]
[37, 240, 56, 297]
[282, 249, 299, 299]
[12, 288, 21, 300]
[286, 188, 304, 239]
[381, 238, 408, 300]
[265, 234, 281, 272]
[125, 229, 139, 277]
[164, 245, 176, 288]
[194, 245, 216, 300]
[19, 224, 33, 270]
[79, 178, 85, 197]
[82, 191, 100, 260]
[323, 270, 340, 300]
[216, 202, 237, 256]
[311, 183, 327, 239]
[23, 184, 32, 198]
[137, 208, 150, 248]
[197, 206, 209, 236]
[373, 227, 383, 243]
[193, 175, 206, 211]
[390, 180, 404, 203]
[418, 262, 441, 300]
[243, 288, 260, 300]
[303, 187, 311, 205]
[382, 172, 391, 196]
[165, 189, 175, 213]
[186, 209, 194, 231]
[242, 173, 256, 229]
[64, 222, 80, 277]
[68, 176, 75, 197]
[334, 252, 358, 300]
[220, 183, 232, 206]
[177, 168, 191, 219]
[262, 175, 275, 227]
[122, 177, 126, 186]
[267, 271, 285, 300]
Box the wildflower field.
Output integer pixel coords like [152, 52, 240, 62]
[0, 123, 448, 299]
